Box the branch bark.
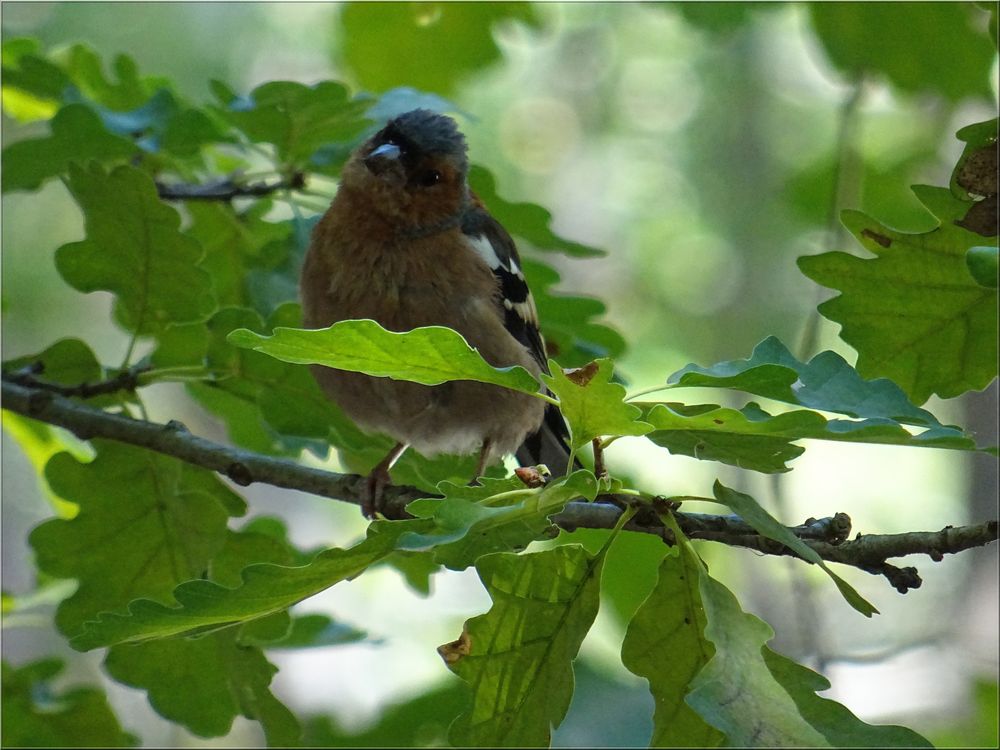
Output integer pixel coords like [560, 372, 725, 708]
[155, 172, 306, 202]
[3, 377, 996, 593]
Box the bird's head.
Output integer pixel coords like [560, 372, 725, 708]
[341, 109, 471, 233]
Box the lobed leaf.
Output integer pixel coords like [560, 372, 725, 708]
[444, 544, 605, 747]
[105, 631, 299, 744]
[1, 105, 137, 192]
[798, 186, 997, 403]
[70, 520, 427, 650]
[30, 441, 243, 637]
[56, 162, 216, 335]
[228, 319, 543, 394]
[543, 359, 652, 450]
[621, 547, 724, 747]
[642, 400, 983, 473]
[669, 336, 956, 425]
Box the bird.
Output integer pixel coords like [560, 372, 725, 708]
[299, 108, 572, 517]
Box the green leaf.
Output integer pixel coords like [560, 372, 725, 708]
[642, 400, 983, 473]
[338, 3, 540, 96]
[808, 3, 996, 100]
[620, 548, 724, 748]
[967, 246, 998, 288]
[56, 162, 216, 335]
[444, 544, 605, 747]
[672, 529, 831, 746]
[762, 648, 932, 747]
[186, 202, 294, 309]
[228, 319, 542, 394]
[105, 631, 300, 744]
[669, 335, 955, 426]
[798, 186, 998, 403]
[213, 79, 371, 163]
[542, 359, 652, 450]
[644, 402, 805, 473]
[522, 258, 626, 367]
[190, 306, 339, 455]
[400, 470, 598, 569]
[1, 104, 138, 192]
[469, 166, 605, 258]
[30, 441, 243, 636]
[63, 45, 149, 110]
[240, 613, 368, 650]
[2, 659, 137, 748]
[711, 481, 878, 617]
[70, 520, 425, 650]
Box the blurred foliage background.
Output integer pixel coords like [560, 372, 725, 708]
[2, 2, 997, 747]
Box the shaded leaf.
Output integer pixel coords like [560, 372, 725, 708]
[229, 319, 542, 394]
[642, 400, 982, 474]
[240, 613, 369, 650]
[70, 520, 427, 650]
[762, 648, 932, 748]
[105, 631, 299, 744]
[543, 359, 652, 450]
[444, 544, 605, 747]
[808, 3, 995, 101]
[798, 186, 997, 403]
[1, 659, 137, 748]
[710, 481, 877, 617]
[1, 105, 137, 192]
[669, 335, 956, 425]
[967, 246, 998, 288]
[30, 441, 243, 636]
[339, 3, 540, 96]
[620, 548, 724, 747]
[56, 162, 216, 334]
[213, 79, 371, 163]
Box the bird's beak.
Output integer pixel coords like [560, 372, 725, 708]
[364, 142, 402, 176]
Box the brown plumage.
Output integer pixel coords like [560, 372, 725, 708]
[300, 109, 567, 516]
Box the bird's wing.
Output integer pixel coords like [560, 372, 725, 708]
[461, 201, 548, 371]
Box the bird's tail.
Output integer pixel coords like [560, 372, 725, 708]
[516, 402, 579, 478]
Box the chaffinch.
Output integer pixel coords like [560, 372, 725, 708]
[300, 109, 572, 516]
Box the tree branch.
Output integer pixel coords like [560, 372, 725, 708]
[155, 172, 306, 202]
[3, 377, 996, 593]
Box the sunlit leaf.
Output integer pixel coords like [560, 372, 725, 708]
[798, 186, 998, 403]
[444, 544, 605, 747]
[229, 319, 542, 394]
[400, 470, 598, 569]
[543, 359, 652, 450]
[621, 547, 724, 747]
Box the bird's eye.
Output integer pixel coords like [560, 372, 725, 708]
[419, 169, 442, 187]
